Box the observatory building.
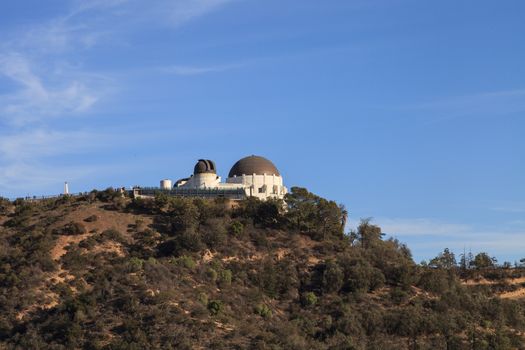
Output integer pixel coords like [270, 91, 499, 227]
[172, 155, 287, 200]
[139, 155, 287, 200]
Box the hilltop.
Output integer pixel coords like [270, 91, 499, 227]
[0, 188, 524, 349]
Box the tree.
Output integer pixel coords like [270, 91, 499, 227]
[316, 198, 345, 240]
[355, 219, 384, 249]
[167, 198, 199, 234]
[459, 251, 474, 271]
[472, 252, 496, 269]
[284, 187, 345, 240]
[429, 248, 457, 269]
[340, 205, 348, 232]
[284, 187, 319, 232]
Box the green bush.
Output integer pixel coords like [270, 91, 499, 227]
[322, 260, 344, 293]
[128, 257, 144, 272]
[229, 220, 244, 237]
[198, 292, 208, 306]
[173, 255, 196, 270]
[207, 300, 223, 315]
[100, 228, 127, 243]
[218, 269, 232, 287]
[59, 222, 87, 235]
[301, 292, 318, 307]
[206, 268, 218, 282]
[254, 304, 272, 318]
[390, 287, 409, 305]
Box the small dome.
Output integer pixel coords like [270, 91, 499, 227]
[194, 159, 216, 174]
[228, 155, 280, 177]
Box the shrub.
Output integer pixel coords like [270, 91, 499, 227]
[202, 222, 227, 249]
[257, 260, 278, 297]
[254, 304, 272, 318]
[198, 292, 208, 306]
[101, 228, 127, 243]
[174, 256, 196, 270]
[206, 268, 218, 282]
[93, 188, 120, 202]
[250, 230, 268, 248]
[390, 287, 409, 305]
[146, 257, 158, 265]
[207, 300, 223, 315]
[229, 220, 244, 237]
[218, 269, 232, 287]
[418, 269, 450, 294]
[128, 257, 145, 272]
[156, 231, 204, 256]
[78, 237, 97, 250]
[84, 215, 98, 223]
[61, 222, 87, 235]
[322, 260, 344, 293]
[301, 292, 318, 307]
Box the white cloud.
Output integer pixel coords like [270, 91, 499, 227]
[166, 0, 234, 26]
[160, 63, 242, 76]
[0, 0, 238, 126]
[400, 89, 525, 123]
[67, 0, 235, 32]
[374, 217, 472, 237]
[0, 162, 94, 194]
[0, 129, 102, 160]
[350, 217, 525, 261]
[0, 53, 101, 125]
[0, 131, 93, 193]
[491, 204, 525, 213]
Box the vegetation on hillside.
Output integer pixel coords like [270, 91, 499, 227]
[0, 188, 524, 349]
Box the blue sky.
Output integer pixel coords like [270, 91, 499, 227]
[0, 0, 524, 263]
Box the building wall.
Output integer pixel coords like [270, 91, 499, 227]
[180, 173, 221, 189]
[226, 174, 287, 200]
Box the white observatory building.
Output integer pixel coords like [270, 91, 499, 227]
[170, 155, 287, 200]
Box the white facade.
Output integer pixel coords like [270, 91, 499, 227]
[160, 179, 172, 190]
[179, 173, 221, 189]
[226, 173, 287, 200]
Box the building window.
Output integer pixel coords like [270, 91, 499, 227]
[258, 185, 266, 193]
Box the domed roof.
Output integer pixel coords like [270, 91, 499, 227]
[228, 155, 280, 177]
[194, 159, 216, 174]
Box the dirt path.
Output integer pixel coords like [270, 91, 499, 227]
[463, 276, 525, 286]
[500, 288, 525, 299]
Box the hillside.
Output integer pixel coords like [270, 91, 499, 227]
[0, 188, 524, 349]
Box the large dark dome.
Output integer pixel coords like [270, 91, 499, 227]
[194, 159, 216, 174]
[228, 155, 280, 177]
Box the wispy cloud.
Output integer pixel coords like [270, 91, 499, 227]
[160, 63, 243, 76]
[374, 217, 472, 237]
[164, 0, 234, 26]
[0, 128, 113, 193]
[351, 217, 525, 261]
[491, 204, 525, 214]
[400, 89, 525, 123]
[0, 53, 104, 126]
[0, 0, 237, 125]
[0, 162, 96, 194]
[0, 129, 106, 160]
[68, 0, 235, 32]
